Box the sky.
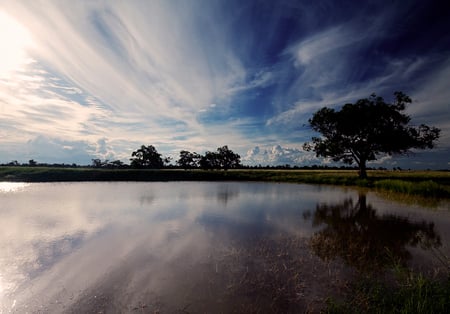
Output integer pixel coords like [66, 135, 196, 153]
[0, 0, 449, 169]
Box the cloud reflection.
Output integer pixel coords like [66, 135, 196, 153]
[1, 182, 448, 312]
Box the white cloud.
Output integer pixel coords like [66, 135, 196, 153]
[291, 25, 364, 66]
[244, 144, 322, 166]
[0, 1, 270, 163]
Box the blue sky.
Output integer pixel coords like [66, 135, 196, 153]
[0, 0, 449, 168]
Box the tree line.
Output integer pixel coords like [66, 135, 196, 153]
[129, 145, 241, 170]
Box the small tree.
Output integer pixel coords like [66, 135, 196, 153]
[28, 159, 37, 166]
[303, 92, 440, 178]
[91, 158, 103, 168]
[130, 145, 164, 169]
[108, 160, 126, 169]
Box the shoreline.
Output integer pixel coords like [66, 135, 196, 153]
[1, 167, 449, 199]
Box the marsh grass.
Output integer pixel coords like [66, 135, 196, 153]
[374, 179, 450, 198]
[326, 274, 450, 314]
[325, 248, 450, 314]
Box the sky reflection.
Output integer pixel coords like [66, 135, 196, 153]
[0, 182, 29, 193]
[0, 182, 448, 312]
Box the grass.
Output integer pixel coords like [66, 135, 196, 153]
[374, 179, 450, 198]
[325, 247, 450, 314]
[0, 167, 449, 199]
[326, 274, 450, 314]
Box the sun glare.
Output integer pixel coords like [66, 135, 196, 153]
[0, 11, 34, 77]
[0, 182, 29, 193]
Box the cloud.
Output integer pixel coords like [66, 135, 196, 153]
[4, 1, 250, 117]
[244, 144, 323, 166]
[1, 1, 272, 161]
[0, 1, 448, 169]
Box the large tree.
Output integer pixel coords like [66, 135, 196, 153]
[303, 92, 440, 178]
[216, 145, 241, 170]
[177, 150, 201, 169]
[130, 145, 164, 169]
[199, 146, 241, 170]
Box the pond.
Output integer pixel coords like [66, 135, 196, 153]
[0, 182, 449, 313]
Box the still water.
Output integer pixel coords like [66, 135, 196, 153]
[0, 182, 449, 313]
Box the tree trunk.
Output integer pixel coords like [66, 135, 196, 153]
[358, 159, 367, 179]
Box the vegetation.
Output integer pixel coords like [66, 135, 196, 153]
[1, 167, 449, 199]
[326, 267, 450, 314]
[176, 150, 201, 169]
[304, 92, 440, 178]
[199, 145, 241, 170]
[130, 145, 167, 168]
[310, 194, 450, 313]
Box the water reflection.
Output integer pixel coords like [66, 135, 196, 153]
[304, 194, 442, 271]
[0, 182, 448, 313]
[216, 183, 240, 205]
[0, 182, 29, 193]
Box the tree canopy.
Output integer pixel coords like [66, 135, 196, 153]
[130, 145, 165, 169]
[303, 92, 440, 178]
[199, 146, 241, 170]
[177, 150, 201, 169]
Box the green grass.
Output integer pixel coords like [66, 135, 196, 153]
[1, 167, 449, 199]
[374, 179, 450, 198]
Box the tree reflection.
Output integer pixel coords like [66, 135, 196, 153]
[304, 194, 441, 271]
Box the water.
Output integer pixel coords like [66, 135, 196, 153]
[0, 182, 448, 313]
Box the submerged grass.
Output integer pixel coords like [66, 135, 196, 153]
[326, 274, 450, 314]
[325, 247, 450, 314]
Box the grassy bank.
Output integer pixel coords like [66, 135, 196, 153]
[1, 167, 449, 198]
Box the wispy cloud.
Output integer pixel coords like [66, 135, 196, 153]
[1, 1, 258, 162]
[0, 1, 448, 168]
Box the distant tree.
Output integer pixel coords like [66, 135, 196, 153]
[130, 145, 164, 169]
[199, 146, 241, 170]
[199, 151, 221, 170]
[216, 145, 241, 170]
[28, 159, 37, 166]
[303, 92, 440, 178]
[91, 158, 103, 168]
[177, 150, 201, 169]
[108, 160, 126, 168]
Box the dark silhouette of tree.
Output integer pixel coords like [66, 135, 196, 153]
[303, 194, 441, 271]
[199, 146, 241, 170]
[199, 151, 221, 170]
[91, 158, 103, 168]
[217, 145, 241, 170]
[177, 150, 201, 169]
[28, 159, 37, 166]
[303, 92, 440, 178]
[130, 145, 164, 169]
[108, 160, 126, 168]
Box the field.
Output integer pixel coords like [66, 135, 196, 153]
[1, 167, 449, 198]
